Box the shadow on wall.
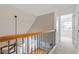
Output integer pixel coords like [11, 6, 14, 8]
[28, 12, 55, 32]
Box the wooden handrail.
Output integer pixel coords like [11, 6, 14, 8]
[0, 32, 42, 42]
[0, 30, 55, 42]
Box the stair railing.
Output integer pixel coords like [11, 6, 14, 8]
[0, 30, 56, 54]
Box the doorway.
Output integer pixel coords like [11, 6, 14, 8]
[52, 14, 77, 54]
[60, 14, 73, 43]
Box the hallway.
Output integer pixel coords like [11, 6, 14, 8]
[51, 37, 79, 54]
[50, 14, 78, 54]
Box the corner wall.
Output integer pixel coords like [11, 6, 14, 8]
[28, 13, 55, 32]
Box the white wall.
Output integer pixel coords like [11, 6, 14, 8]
[15, 7, 37, 34]
[0, 5, 16, 36]
[54, 11, 60, 44]
[58, 7, 75, 16]
[73, 5, 79, 48]
[0, 5, 37, 36]
[28, 13, 55, 32]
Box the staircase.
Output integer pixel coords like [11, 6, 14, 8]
[0, 42, 16, 54]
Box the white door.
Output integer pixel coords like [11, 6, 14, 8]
[72, 13, 79, 48]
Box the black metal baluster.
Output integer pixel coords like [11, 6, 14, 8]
[36, 35, 37, 54]
[37, 34, 39, 54]
[0, 48, 2, 54]
[22, 38, 24, 54]
[33, 35, 35, 54]
[32, 35, 36, 54]
[30, 36, 33, 53]
[36, 34, 37, 54]
[38, 34, 39, 54]
[36, 35, 38, 53]
[27, 37, 29, 54]
[42, 33, 44, 53]
[14, 43, 16, 53]
[0, 42, 2, 54]
[54, 32, 56, 46]
[38, 34, 40, 54]
[25, 38, 27, 54]
[41, 33, 43, 53]
[52, 32, 55, 47]
[8, 40, 10, 54]
[52, 32, 54, 47]
[15, 39, 17, 54]
[40, 33, 42, 54]
[45, 34, 46, 53]
[52, 31, 55, 47]
[51, 32, 53, 48]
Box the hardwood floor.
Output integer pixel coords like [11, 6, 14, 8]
[31, 48, 47, 54]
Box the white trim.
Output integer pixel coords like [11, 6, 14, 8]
[44, 30, 56, 33]
[48, 44, 58, 54]
[58, 15, 61, 43]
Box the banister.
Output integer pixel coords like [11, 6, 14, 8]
[0, 32, 42, 42]
[0, 30, 56, 42]
[0, 30, 56, 54]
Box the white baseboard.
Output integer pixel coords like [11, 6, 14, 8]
[48, 44, 58, 54]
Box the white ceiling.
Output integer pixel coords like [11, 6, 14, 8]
[14, 4, 76, 16]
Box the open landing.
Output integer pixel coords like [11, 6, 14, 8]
[51, 37, 79, 54]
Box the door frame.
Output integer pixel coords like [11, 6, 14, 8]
[58, 14, 74, 43]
